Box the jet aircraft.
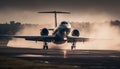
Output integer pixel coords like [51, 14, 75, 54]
[0, 11, 89, 50]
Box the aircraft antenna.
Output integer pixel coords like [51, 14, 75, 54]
[38, 11, 70, 28]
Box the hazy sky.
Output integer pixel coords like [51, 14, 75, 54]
[0, 0, 120, 24]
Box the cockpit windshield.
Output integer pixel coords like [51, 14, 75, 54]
[61, 21, 68, 24]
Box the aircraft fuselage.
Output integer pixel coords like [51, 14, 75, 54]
[53, 21, 71, 44]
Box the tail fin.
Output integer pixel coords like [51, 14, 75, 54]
[38, 11, 70, 28]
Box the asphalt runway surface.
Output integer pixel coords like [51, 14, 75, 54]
[0, 46, 120, 69]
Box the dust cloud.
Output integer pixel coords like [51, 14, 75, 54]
[8, 21, 120, 50]
[7, 24, 57, 49]
[67, 21, 120, 50]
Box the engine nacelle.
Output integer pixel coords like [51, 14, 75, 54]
[40, 28, 49, 36]
[72, 29, 80, 36]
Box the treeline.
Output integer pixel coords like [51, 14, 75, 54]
[111, 20, 120, 27]
[0, 21, 21, 35]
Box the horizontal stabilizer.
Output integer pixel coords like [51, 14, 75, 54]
[38, 10, 70, 28]
[38, 11, 70, 14]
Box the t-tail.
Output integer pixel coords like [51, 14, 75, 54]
[38, 11, 70, 28]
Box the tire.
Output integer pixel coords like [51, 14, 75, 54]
[71, 46, 76, 50]
[43, 46, 46, 50]
[43, 46, 48, 50]
[71, 46, 74, 50]
[46, 46, 48, 50]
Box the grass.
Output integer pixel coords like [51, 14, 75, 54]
[0, 56, 84, 69]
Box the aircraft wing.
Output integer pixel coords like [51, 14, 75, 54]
[67, 36, 89, 42]
[0, 35, 55, 42]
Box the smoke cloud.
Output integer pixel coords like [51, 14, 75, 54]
[7, 23, 59, 49]
[8, 21, 120, 50]
[69, 21, 120, 50]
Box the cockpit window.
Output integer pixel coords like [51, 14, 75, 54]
[61, 21, 68, 24]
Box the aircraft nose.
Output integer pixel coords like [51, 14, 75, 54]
[64, 24, 71, 28]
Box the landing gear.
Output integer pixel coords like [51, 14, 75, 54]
[43, 42, 48, 50]
[71, 45, 76, 50]
[71, 42, 76, 50]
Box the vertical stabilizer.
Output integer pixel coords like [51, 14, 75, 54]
[38, 11, 70, 28]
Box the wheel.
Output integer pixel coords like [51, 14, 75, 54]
[71, 46, 73, 50]
[71, 45, 76, 50]
[43, 46, 46, 50]
[43, 42, 49, 50]
[43, 45, 48, 50]
[45, 46, 48, 50]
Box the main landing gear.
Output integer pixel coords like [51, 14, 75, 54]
[43, 42, 48, 50]
[71, 42, 76, 50]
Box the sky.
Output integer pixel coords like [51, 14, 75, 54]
[0, 0, 120, 24]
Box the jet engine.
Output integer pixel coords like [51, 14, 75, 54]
[72, 29, 80, 36]
[40, 28, 49, 36]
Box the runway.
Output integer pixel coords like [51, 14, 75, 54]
[0, 46, 120, 69]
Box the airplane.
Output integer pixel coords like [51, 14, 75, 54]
[0, 11, 89, 50]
